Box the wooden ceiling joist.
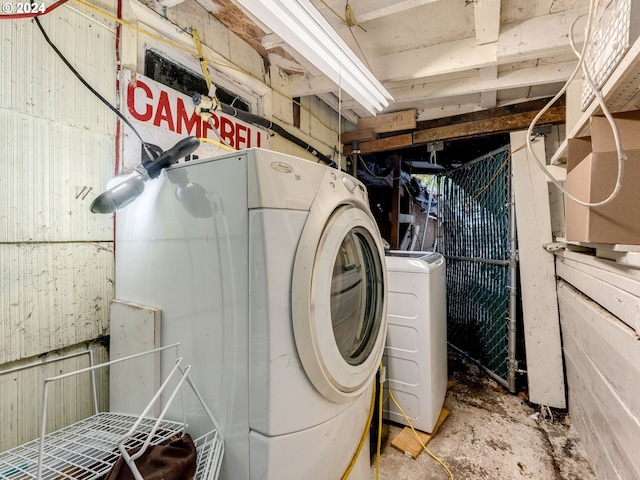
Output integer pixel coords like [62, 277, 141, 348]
[345, 134, 414, 155]
[341, 129, 377, 144]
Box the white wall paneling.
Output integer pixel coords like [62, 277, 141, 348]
[558, 281, 640, 480]
[0, 343, 109, 451]
[0, 2, 117, 448]
[0, 242, 114, 365]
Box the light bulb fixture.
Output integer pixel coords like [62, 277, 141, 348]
[90, 136, 201, 214]
[234, 0, 393, 114]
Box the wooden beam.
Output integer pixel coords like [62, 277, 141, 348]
[358, 109, 416, 133]
[510, 131, 566, 408]
[343, 134, 413, 155]
[385, 61, 575, 106]
[369, 8, 585, 83]
[474, 0, 501, 45]
[413, 106, 565, 144]
[417, 96, 565, 129]
[342, 98, 566, 155]
[355, 0, 440, 23]
[341, 129, 377, 144]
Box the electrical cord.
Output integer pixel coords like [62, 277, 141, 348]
[340, 378, 377, 480]
[191, 29, 213, 92]
[388, 389, 455, 480]
[462, 143, 527, 210]
[526, 0, 626, 208]
[33, 16, 156, 163]
[198, 137, 236, 152]
[375, 363, 384, 480]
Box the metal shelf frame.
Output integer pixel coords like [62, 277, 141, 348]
[0, 345, 223, 480]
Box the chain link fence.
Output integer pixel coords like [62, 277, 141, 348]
[439, 146, 515, 384]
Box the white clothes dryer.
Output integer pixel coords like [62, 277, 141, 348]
[113, 148, 387, 480]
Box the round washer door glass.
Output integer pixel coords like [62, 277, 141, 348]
[292, 204, 387, 403]
[331, 227, 383, 366]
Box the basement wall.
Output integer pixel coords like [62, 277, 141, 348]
[0, 2, 116, 450]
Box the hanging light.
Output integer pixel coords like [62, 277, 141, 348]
[90, 136, 201, 214]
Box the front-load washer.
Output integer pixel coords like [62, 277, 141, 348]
[113, 148, 387, 480]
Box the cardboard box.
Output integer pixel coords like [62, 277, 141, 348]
[565, 111, 640, 245]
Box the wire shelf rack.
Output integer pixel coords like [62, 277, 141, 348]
[0, 345, 224, 480]
[193, 431, 224, 480]
[0, 413, 183, 480]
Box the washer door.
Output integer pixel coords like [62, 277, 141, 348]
[292, 203, 387, 403]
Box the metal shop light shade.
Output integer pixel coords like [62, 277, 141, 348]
[90, 136, 201, 214]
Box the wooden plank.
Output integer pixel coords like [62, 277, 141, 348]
[474, 0, 501, 45]
[414, 106, 565, 144]
[343, 134, 413, 155]
[558, 281, 640, 478]
[595, 245, 640, 269]
[390, 408, 451, 459]
[416, 96, 565, 130]
[561, 249, 640, 286]
[510, 131, 566, 408]
[558, 281, 640, 421]
[341, 129, 377, 144]
[109, 300, 162, 416]
[358, 109, 416, 133]
[556, 258, 640, 333]
[563, 375, 620, 480]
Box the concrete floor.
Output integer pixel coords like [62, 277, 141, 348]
[370, 354, 596, 479]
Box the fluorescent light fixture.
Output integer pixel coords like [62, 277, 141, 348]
[235, 0, 393, 114]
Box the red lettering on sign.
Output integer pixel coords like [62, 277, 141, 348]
[127, 81, 153, 122]
[153, 91, 175, 131]
[126, 76, 265, 150]
[176, 98, 201, 137]
[220, 117, 235, 148]
[236, 124, 247, 150]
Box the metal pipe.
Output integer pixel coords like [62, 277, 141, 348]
[507, 158, 519, 393]
[443, 255, 510, 266]
[420, 176, 437, 250]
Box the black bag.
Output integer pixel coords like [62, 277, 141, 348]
[104, 434, 197, 480]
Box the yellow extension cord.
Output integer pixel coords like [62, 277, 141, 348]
[388, 389, 455, 480]
[198, 137, 236, 152]
[342, 362, 454, 480]
[340, 377, 377, 480]
[342, 363, 454, 480]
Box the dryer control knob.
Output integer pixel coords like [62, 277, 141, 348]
[342, 177, 356, 192]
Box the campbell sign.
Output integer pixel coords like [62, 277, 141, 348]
[121, 69, 269, 168]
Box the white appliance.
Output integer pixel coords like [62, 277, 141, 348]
[113, 148, 388, 479]
[383, 251, 447, 433]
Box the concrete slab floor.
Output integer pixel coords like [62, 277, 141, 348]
[370, 354, 596, 479]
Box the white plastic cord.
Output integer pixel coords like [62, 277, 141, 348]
[526, 0, 626, 208]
